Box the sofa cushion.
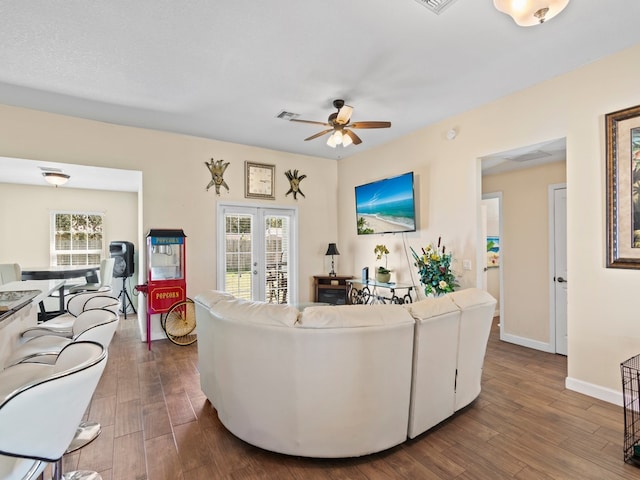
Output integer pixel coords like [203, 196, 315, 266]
[194, 290, 235, 309]
[210, 297, 300, 327]
[404, 295, 458, 321]
[297, 304, 413, 329]
[448, 288, 496, 310]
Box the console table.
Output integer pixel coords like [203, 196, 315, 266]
[346, 279, 414, 305]
[313, 275, 352, 305]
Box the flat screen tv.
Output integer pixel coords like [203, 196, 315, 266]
[355, 171, 417, 235]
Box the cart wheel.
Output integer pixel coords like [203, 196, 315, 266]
[162, 298, 197, 346]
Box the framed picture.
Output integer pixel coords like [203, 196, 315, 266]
[606, 104, 640, 268]
[487, 236, 500, 268]
[245, 161, 275, 200]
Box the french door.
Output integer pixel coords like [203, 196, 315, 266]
[217, 203, 297, 303]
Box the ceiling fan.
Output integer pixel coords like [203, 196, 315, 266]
[291, 99, 391, 148]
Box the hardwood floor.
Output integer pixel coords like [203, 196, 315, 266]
[58, 315, 639, 479]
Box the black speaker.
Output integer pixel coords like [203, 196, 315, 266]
[110, 241, 135, 278]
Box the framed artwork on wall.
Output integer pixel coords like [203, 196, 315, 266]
[487, 236, 500, 268]
[606, 104, 640, 268]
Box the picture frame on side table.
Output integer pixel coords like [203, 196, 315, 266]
[606, 104, 640, 268]
[245, 161, 275, 200]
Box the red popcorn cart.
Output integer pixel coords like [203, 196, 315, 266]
[135, 229, 196, 349]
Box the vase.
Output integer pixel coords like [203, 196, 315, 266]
[376, 271, 391, 283]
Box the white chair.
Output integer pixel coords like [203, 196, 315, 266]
[22, 292, 120, 339]
[8, 309, 118, 367]
[0, 341, 107, 480]
[68, 258, 115, 294]
[0, 263, 21, 285]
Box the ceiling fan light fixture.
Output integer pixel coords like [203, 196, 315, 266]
[42, 172, 70, 187]
[333, 130, 343, 145]
[336, 105, 353, 125]
[326, 134, 338, 148]
[493, 0, 570, 26]
[342, 132, 353, 147]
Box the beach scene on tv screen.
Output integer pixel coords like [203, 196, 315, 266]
[356, 173, 416, 235]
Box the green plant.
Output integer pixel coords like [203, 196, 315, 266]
[374, 244, 390, 273]
[411, 237, 459, 296]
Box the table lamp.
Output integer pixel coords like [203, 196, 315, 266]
[325, 243, 340, 277]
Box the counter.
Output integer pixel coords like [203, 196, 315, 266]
[0, 280, 65, 369]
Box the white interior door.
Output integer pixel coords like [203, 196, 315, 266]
[551, 186, 568, 355]
[217, 204, 296, 303]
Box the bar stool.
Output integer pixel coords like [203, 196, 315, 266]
[21, 293, 119, 340]
[0, 341, 107, 480]
[7, 308, 118, 367]
[9, 308, 118, 476]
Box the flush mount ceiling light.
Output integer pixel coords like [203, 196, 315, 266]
[42, 172, 70, 187]
[493, 0, 570, 26]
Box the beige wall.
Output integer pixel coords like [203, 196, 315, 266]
[0, 184, 137, 268]
[483, 162, 566, 345]
[0, 106, 339, 306]
[339, 44, 640, 401]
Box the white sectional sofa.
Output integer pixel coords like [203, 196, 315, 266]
[195, 288, 496, 458]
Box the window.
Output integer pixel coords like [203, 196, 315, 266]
[51, 212, 104, 266]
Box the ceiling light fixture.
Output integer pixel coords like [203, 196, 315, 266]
[493, 0, 570, 26]
[326, 130, 352, 148]
[43, 172, 70, 187]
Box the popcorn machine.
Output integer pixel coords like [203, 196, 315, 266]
[136, 229, 195, 349]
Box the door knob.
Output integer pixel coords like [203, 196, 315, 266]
[557, 276, 567, 283]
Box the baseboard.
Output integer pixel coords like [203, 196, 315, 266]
[500, 333, 554, 353]
[565, 377, 622, 406]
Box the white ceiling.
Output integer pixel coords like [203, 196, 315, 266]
[0, 0, 638, 176]
[0, 156, 141, 192]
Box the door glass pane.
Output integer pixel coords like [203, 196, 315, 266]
[265, 215, 289, 304]
[225, 214, 253, 299]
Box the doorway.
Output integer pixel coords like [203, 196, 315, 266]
[480, 138, 567, 353]
[481, 194, 502, 322]
[217, 203, 297, 303]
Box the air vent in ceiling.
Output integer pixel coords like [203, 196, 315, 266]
[507, 150, 552, 163]
[413, 0, 459, 14]
[38, 166, 63, 173]
[276, 111, 300, 121]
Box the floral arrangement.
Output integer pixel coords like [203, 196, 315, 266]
[411, 237, 459, 296]
[374, 244, 390, 274]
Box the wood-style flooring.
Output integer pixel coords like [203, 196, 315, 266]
[57, 315, 638, 479]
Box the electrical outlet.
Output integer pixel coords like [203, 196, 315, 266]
[463, 259, 472, 271]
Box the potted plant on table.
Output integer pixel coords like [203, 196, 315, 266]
[374, 244, 391, 283]
[411, 237, 459, 296]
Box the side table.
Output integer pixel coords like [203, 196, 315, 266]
[346, 279, 414, 305]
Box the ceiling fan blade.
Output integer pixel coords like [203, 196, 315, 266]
[349, 121, 391, 129]
[336, 105, 353, 125]
[344, 129, 362, 145]
[304, 129, 334, 141]
[290, 119, 331, 127]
